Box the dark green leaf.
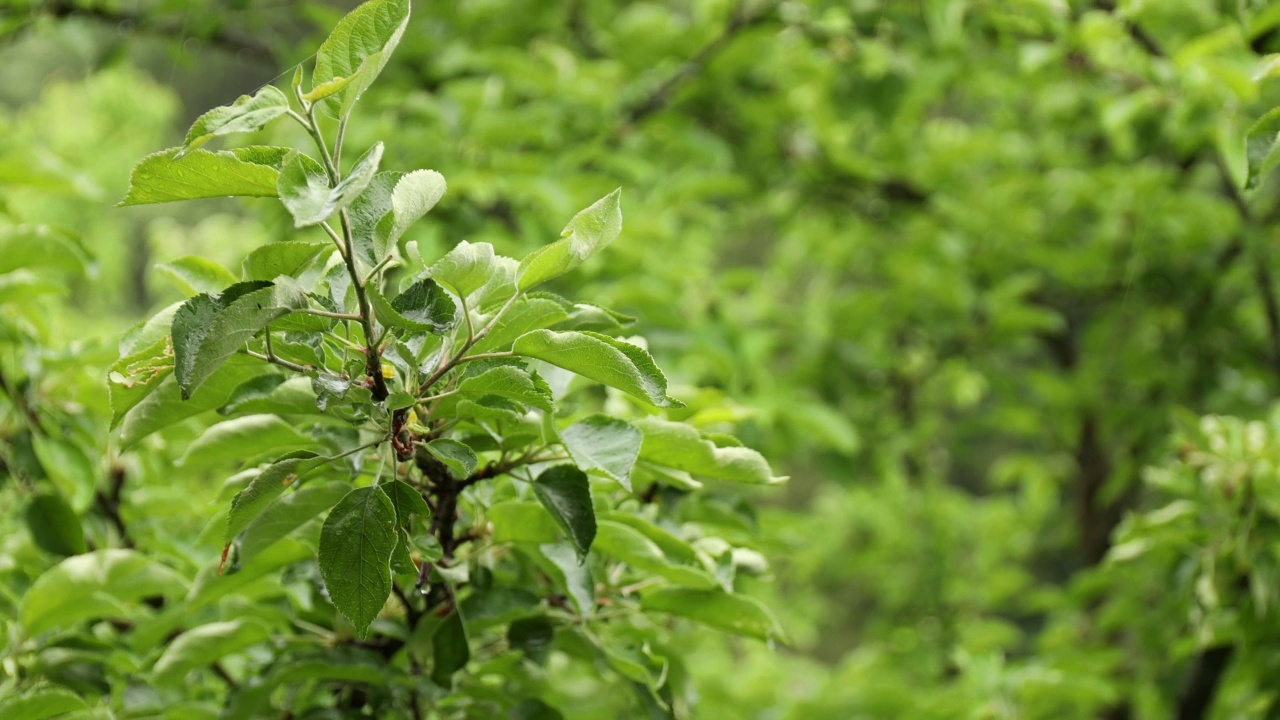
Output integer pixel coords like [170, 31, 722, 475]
[507, 616, 555, 664]
[318, 486, 398, 638]
[25, 492, 87, 556]
[532, 466, 595, 562]
[431, 608, 470, 687]
[382, 479, 431, 528]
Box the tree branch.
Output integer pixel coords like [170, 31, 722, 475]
[1175, 644, 1234, 720]
[622, 0, 779, 124]
[38, 1, 276, 62]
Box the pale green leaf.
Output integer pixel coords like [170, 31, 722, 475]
[594, 520, 717, 589]
[108, 336, 174, 429]
[224, 456, 328, 544]
[239, 481, 349, 563]
[539, 542, 593, 617]
[118, 355, 274, 448]
[0, 686, 89, 720]
[517, 189, 621, 290]
[560, 415, 641, 491]
[425, 438, 478, 480]
[278, 143, 383, 227]
[429, 240, 497, 297]
[512, 330, 681, 408]
[242, 241, 331, 281]
[640, 587, 785, 641]
[180, 85, 289, 154]
[21, 550, 188, 636]
[152, 619, 273, 687]
[156, 256, 237, 296]
[312, 0, 411, 115]
[632, 417, 785, 485]
[119, 146, 288, 206]
[369, 277, 456, 333]
[490, 500, 562, 544]
[179, 414, 316, 470]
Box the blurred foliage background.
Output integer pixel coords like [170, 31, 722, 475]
[9, 0, 1280, 717]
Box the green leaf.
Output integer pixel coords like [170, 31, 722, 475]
[156, 256, 238, 296]
[152, 619, 272, 687]
[425, 439, 478, 480]
[172, 282, 302, 399]
[453, 365, 553, 413]
[240, 481, 349, 563]
[539, 542, 593, 618]
[369, 277, 456, 333]
[318, 486, 398, 638]
[301, 73, 357, 103]
[469, 297, 571, 355]
[180, 414, 316, 470]
[278, 143, 384, 227]
[242, 241, 331, 281]
[108, 337, 174, 430]
[1247, 107, 1280, 190]
[118, 355, 274, 448]
[0, 686, 89, 720]
[511, 699, 566, 720]
[0, 224, 89, 276]
[21, 549, 188, 635]
[507, 616, 555, 664]
[429, 240, 497, 297]
[490, 500, 562, 544]
[312, 0, 411, 116]
[25, 492, 87, 556]
[640, 587, 785, 641]
[347, 171, 400, 266]
[180, 85, 289, 154]
[119, 146, 288, 206]
[594, 520, 717, 589]
[512, 330, 682, 408]
[382, 479, 431, 528]
[532, 466, 595, 562]
[220, 375, 321, 416]
[224, 456, 328, 544]
[431, 609, 470, 687]
[632, 417, 786, 485]
[0, 270, 61, 304]
[30, 435, 95, 511]
[560, 415, 641, 491]
[377, 169, 446, 248]
[517, 189, 622, 290]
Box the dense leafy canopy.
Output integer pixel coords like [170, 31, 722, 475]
[8, 0, 1280, 718]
